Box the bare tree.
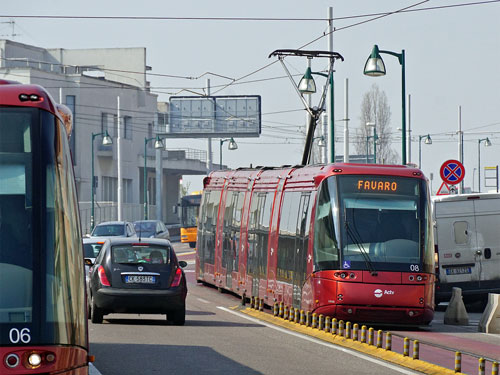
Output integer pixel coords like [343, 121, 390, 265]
[354, 84, 398, 164]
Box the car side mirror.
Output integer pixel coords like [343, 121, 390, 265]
[179, 260, 188, 268]
[84, 258, 94, 266]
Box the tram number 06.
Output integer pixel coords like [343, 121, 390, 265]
[9, 328, 31, 344]
[410, 264, 420, 272]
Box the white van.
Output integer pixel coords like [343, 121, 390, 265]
[432, 193, 500, 303]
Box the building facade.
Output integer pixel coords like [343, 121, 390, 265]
[0, 40, 207, 233]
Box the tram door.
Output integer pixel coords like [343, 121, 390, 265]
[292, 193, 311, 308]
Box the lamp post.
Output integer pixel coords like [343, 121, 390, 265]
[91, 131, 112, 231]
[144, 135, 164, 220]
[364, 45, 406, 165]
[418, 134, 432, 169]
[478, 137, 492, 193]
[219, 137, 238, 170]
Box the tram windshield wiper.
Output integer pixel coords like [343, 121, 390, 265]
[344, 221, 378, 276]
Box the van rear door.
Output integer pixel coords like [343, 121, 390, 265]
[435, 199, 479, 287]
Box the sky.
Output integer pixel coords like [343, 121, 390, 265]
[2, 0, 499, 194]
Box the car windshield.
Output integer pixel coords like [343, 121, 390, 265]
[84, 243, 103, 258]
[92, 224, 125, 236]
[112, 245, 170, 265]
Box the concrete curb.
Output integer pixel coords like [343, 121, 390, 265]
[240, 307, 463, 375]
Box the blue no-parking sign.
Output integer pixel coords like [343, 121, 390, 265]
[440, 159, 465, 185]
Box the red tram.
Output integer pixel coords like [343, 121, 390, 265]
[0, 81, 89, 373]
[196, 163, 435, 325]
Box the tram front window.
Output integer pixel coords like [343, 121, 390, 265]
[314, 175, 429, 273]
[0, 108, 33, 324]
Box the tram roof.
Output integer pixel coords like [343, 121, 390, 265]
[204, 163, 426, 190]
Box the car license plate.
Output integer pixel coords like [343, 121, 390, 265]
[445, 267, 472, 275]
[125, 275, 156, 284]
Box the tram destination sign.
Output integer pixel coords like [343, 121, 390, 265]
[166, 95, 261, 138]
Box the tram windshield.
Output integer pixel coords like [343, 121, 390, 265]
[0, 107, 86, 347]
[313, 175, 433, 273]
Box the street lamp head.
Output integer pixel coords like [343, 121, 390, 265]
[154, 135, 164, 149]
[317, 136, 326, 147]
[102, 131, 113, 145]
[363, 45, 386, 77]
[366, 121, 376, 128]
[298, 66, 317, 94]
[228, 137, 238, 150]
[485, 137, 492, 147]
[424, 134, 432, 145]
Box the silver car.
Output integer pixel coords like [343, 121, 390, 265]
[133, 220, 170, 240]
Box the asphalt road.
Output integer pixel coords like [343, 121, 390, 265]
[88, 242, 419, 375]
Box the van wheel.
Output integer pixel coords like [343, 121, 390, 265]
[91, 296, 104, 324]
[167, 306, 186, 326]
[189, 242, 196, 249]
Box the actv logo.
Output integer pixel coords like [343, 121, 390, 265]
[374, 289, 395, 298]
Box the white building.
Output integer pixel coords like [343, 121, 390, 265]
[0, 39, 207, 234]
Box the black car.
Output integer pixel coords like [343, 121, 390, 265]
[87, 238, 187, 325]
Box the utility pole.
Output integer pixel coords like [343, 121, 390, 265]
[458, 105, 464, 194]
[327, 6, 335, 163]
[117, 96, 123, 220]
[343, 78, 349, 162]
[206, 79, 212, 172]
[408, 94, 412, 164]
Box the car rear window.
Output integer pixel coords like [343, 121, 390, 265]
[84, 243, 103, 258]
[112, 245, 170, 265]
[93, 224, 125, 236]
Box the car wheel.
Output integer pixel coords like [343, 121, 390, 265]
[189, 242, 196, 249]
[168, 305, 186, 326]
[91, 295, 104, 324]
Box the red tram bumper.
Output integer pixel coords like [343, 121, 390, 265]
[310, 270, 434, 325]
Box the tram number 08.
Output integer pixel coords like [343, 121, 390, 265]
[410, 264, 420, 272]
[9, 328, 31, 344]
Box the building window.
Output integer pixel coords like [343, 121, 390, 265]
[123, 178, 133, 203]
[102, 176, 117, 202]
[66, 95, 76, 165]
[101, 113, 110, 134]
[124, 116, 132, 140]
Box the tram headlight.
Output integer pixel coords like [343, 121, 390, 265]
[28, 353, 42, 367]
[5, 354, 20, 368]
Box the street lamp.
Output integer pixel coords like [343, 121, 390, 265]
[269, 49, 344, 165]
[365, 122, 378, 163]
[364, 44, 406, 165]
[144, 135, 164, 220]
[418, 134, 432, 169]
[91, 131, 113, 231]
[219, 137, 238, 170]
[478, 137, 492, 193]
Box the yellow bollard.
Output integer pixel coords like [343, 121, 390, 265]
[273, 302, 279, 316]
[312, 313, 318, 329]
[250, 296, 255, 309]
[454, 352, 461, 373]
[318, 314, 324, 330]
[353, 323, 359, 341]
[413, 340, 419, 360]
[376, 330, 383, 348]
[279, 302, 284, 317]
[403, 337, 410, 356]
[385, 332, 392, 351]
[283, 305, 289, 320]
[325, 316, 331, 332]
[338, 320, 345, 337]
[294, 308, 299, 323]
[345, 321, 351, 339]
[259, 298, 264, 311]
[368, 327, 374, 346]
[492, 361, 499, 375]
[300, 310, 305, 325]
[479, 357, 485, 375]
[332, 318, 338, 334]
[306, 311, 312, 327]
[361, 325, 367, 343]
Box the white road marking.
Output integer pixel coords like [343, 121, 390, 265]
[89, 363, 102, 375]
[197, 298, 210, 304]
[184, 270, 195, 273]
[217, 307, 419, 375]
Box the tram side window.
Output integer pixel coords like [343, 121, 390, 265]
[204, 190, 220, 264]
[197, 191, 210, 265]
[247, 193, 261, 276]
[232, 191, 244, 272]
[313, 181, 339, 271]
[277, 191, 301, 281]
[256, 192, 273, 278]
[0, 109, 33, 323]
